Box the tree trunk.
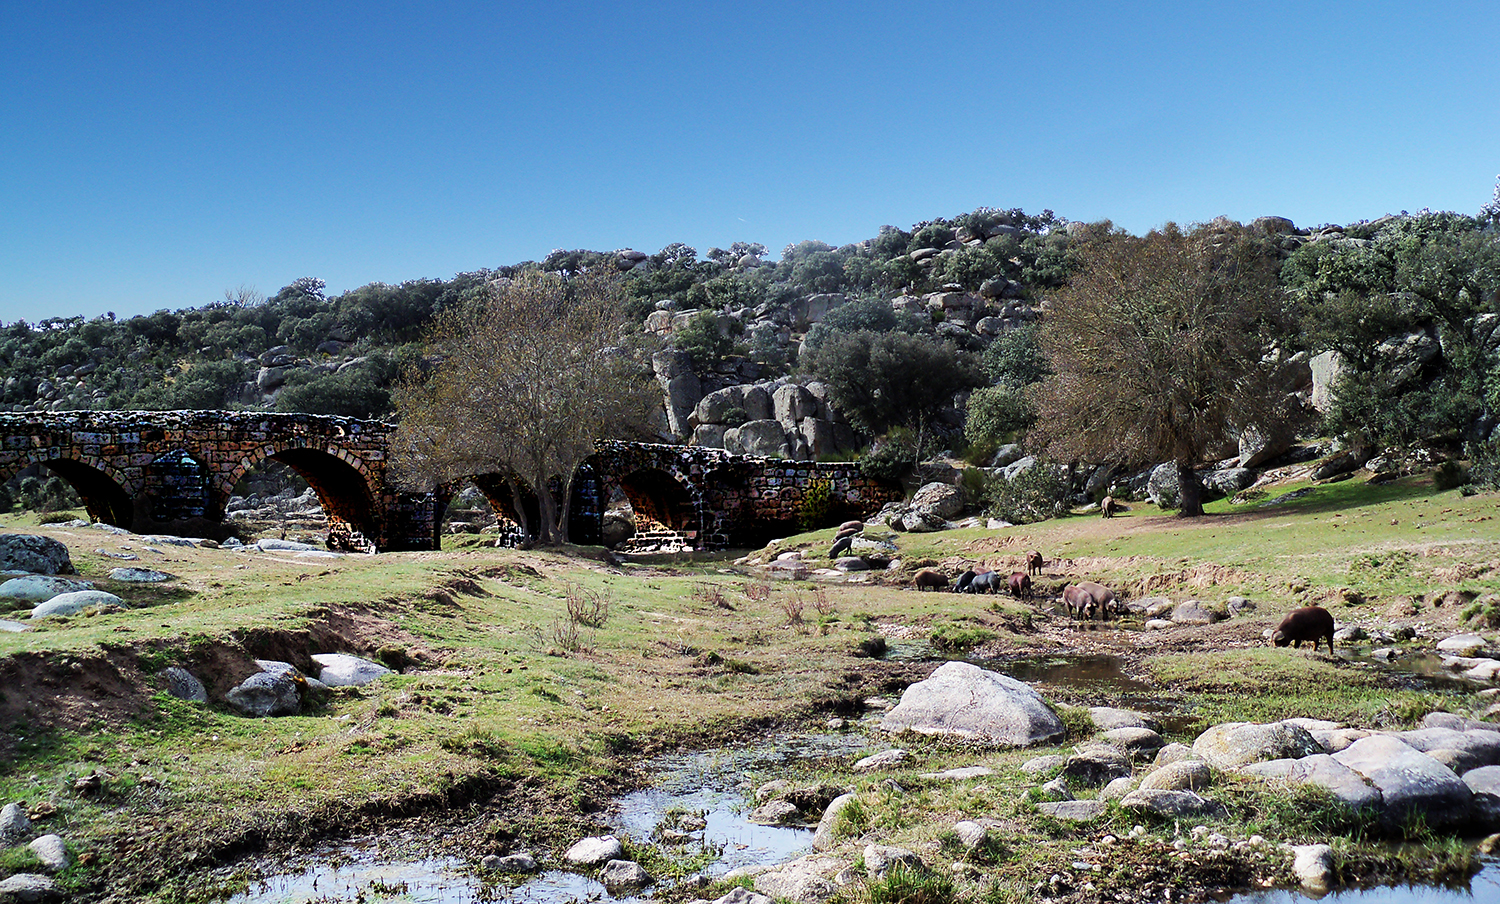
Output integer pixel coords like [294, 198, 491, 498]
[1176, 461, 1204, 517]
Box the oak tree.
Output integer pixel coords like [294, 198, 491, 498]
[391, 269, 659, 545]
[1029, 221, 1293, 516]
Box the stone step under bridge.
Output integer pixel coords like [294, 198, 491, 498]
[0, 412, 902, 552]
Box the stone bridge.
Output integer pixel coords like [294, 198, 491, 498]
[2, 412, 903, 552]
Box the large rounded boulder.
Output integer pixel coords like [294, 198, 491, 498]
[880, 661, 1064, 747]
[0, 534, 74, 575]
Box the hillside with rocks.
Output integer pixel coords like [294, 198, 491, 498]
[4, 206, 1499, 529]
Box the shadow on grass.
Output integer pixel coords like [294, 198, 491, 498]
[1201, 475, 1448, 522]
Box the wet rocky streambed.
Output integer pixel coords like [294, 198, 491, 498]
[222, 651, 1498, 904]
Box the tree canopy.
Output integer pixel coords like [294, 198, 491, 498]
[390, 270, 660, 545]
[1030, 221, 1293, 515]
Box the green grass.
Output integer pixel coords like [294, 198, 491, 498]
[3, 475, 1499, 900]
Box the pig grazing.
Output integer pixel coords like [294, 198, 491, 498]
[913, 569, 949, 591]
[1062, 582, 1116, 621]
[1008, 571, 1032, 600]
[1271, 606, 1335, 653]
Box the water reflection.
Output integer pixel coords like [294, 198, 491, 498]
[1222, 860, 1499, 903]
[224, 734, 863, 904]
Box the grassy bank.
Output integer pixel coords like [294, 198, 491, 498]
[1, 470, 1498, 902]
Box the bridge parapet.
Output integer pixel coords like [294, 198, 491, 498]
[0, 411, 435, 552]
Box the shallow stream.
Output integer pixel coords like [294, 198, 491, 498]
[223, 651, 1492, 904]
[225, 734, 867, 904]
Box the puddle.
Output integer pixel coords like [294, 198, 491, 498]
[1335, 648, 1481, 694]
[225, 733, 866, 904]
[1222, 859, 1500, 903]
[984, 654, 1196, 732]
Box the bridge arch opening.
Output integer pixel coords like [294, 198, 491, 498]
[0, 459, 120, 525]
[230, 447, 381, 552]
[613, 467, 700, 551]
[438, 473, 538, 548]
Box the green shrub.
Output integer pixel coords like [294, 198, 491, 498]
[929, 622, 996, 652]
[965, 385, 1034, 445]
[868, 865, 956, 904]
[985, 461, 1070, 524]
[797, 479, 835, 531]
[1433, 461, 1469, 491]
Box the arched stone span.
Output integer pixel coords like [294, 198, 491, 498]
[0, 411, 435, 552]
[222, 442, 382, 551]
[435, 471, 540, 548]
[611, 467, 702, 541]
[0, 413, 903, 552]
[0, 454, 135, 528]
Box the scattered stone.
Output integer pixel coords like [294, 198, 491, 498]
[754, 855, 844, 904]
[224, 670, 304, 718]
[0, 534, 73, 575]
[161, 666, 208, 703]
[1102, 727, 1165, 759]
[1036, 800, 1106, 821]
[485, 852, 538, 872]
[0, 576, 93, 603]
[1284, 845, 1335, 895]
[951, 821, 988, 850]
[1021, 754, 1067, 775]
[749, 800, 802, 825]
[0, 618, 30, 632]
[1462, 765, 1500, 828]
[1119, 789, 1216, 817]
[311, 653, 392, 687]
[918, 766, 993, 781]
[853, 749, 907, 772]
[755, 779, 792, 802]
[880, 661, 1065, 747]
[1145, 619, 1174, 631]
[1139, 760, 1211, 792]
[94, 548, 138, 560]
[565, 834, 624, 866]
[1152, 743, 1197, 768]
[863, 844, 925, 878]
[598, 859, 652, 888]
[812, 793, 858, 851]
[1170, 599, 1221, 625]
[1039, 777, 1072, 801]
[1193, 721, 1323, 770]
[1225, 596, 1255, 615]
[1089, 707, 1157, 732]
[1437, 633, 1490, 657]
[27, 835, 68, 872]
[1288, 755, 1382, 810]
[1101, 776, 1137, 800]
[30, 589, 124, 619]
[714, 887, 775, 904]
[1141, 598, 1174, 617]
[0, 802, 32, 845]
[0, 873, 59, 903]
[1333, 735, 1473, 829]
[1062, 744, 1132, 787]
[107, 567, 175, 583]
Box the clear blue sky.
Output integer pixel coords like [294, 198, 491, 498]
[2, 1, 1496, 323]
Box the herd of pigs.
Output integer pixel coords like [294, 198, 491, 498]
[828, 521, 1338, 654]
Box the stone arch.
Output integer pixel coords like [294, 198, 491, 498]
[0, 452, 135, 528]
[611, 466, 703, 543]
[223, 442, 381, 552]
[142, 449, 211, 523]
[436, 471, 539, 547]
